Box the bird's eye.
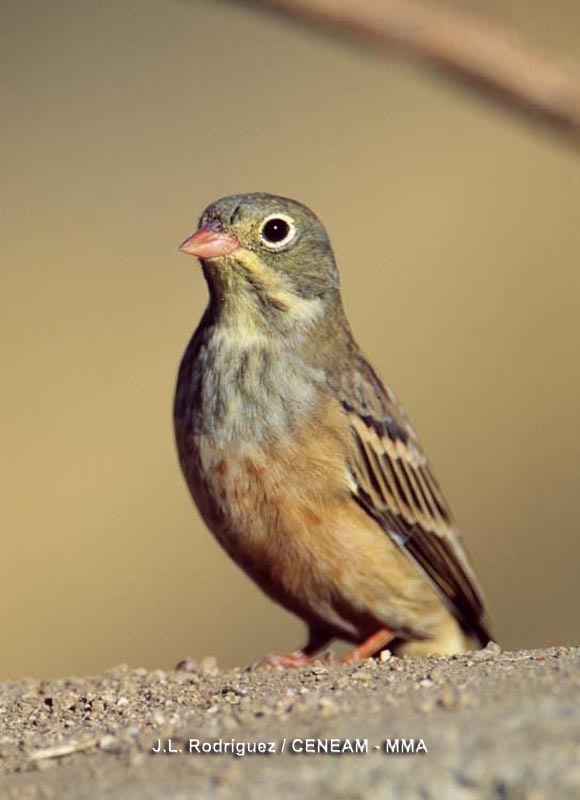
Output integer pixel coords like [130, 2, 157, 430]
[259, 214, 297, 250]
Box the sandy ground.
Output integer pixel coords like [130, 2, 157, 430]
[1, 644, 579, 799]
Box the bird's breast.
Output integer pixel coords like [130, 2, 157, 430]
[174, 325, 352, 556]
[174, 324, 326, 448]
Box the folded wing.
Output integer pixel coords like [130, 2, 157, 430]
[336, 356, 492, 646]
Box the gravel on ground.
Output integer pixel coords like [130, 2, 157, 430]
[1, 644, 579, 799]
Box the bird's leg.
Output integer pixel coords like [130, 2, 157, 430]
[340, 628, 394, 664]
[256, 628, 332, 669]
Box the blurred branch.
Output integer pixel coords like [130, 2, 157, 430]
[248, 0, 580, 146]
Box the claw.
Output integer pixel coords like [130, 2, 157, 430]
[254, 650, 315, 670]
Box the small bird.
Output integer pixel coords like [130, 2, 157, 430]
[174, 192, 492, 667]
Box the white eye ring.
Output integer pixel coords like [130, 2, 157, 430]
[259, 214, 297, 251]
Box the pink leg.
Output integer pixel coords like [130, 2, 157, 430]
[340, 628, 394, 664]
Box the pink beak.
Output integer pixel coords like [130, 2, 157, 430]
[178, 221, 240, 260]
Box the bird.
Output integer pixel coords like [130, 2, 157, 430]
[174, 192, 492, 667]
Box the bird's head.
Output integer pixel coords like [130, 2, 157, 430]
[179, 193, 341, 333]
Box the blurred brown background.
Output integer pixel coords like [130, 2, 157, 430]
[2, 0, 579, 680]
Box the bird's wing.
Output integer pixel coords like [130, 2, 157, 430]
[336, 357, 491, 645]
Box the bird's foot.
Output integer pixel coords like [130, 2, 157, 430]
[254, 649, 331, 670]
[340, 628, 394, 664]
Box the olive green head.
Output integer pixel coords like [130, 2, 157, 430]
[179, 193, 341, 327]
